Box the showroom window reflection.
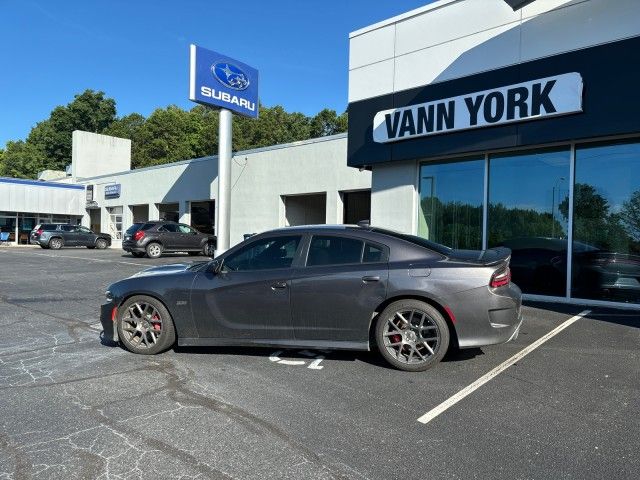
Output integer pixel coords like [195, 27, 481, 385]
[572, 140, 640, 304]
[487, 148, 571, 296]
[418, 158, 484, 250]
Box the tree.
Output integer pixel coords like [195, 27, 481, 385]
[28, 90, 117, 171]
[619, 190, 640, 242]
[309, 108, 348, 137]
[0, 140, 47, 179]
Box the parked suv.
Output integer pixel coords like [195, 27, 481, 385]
[30, 224, 112, 250]
[122, 221, 217, 259]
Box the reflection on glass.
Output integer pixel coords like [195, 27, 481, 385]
[572, 140, 640, 304]
[488, 148, 570, 296]
[418, 158, 484, 250]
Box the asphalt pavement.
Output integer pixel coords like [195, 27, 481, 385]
[0, 246, 638, 479]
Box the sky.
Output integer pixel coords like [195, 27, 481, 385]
[0, 0, 434, 147]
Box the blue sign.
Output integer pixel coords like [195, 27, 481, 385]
[189, 45, 259, 118]
[104, 184, 121, 199]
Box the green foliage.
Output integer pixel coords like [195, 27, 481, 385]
[1, 88, 348, 178]
[0, 140, 47, 178]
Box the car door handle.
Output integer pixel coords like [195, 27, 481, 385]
[271, 281, 288, 290]
[362, 276, 380, 283]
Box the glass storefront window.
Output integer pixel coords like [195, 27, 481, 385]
[0, 215, 17, 243]
[418, 158, 484, 250]
[191, 200, 215, 234]
[488, 148, 570, 296]
[572, 140, 640, 304]
[18, 214, 37, 244]
[107, 206, 123, 240]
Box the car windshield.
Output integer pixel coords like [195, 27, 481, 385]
[126, 223, 143, 234]
[370, 227, 452, 255]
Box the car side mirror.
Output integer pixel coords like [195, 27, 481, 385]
[210, 259, 223, 274]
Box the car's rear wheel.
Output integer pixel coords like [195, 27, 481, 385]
[131, 252, 145, 258]
[49, 237, 63, 250]
[96, 238, 108, 249]
[117, 295, 176, 355]
[375, 300, 449, 372]
[146, 242, 162, 259]
[203, 242, 215, 257]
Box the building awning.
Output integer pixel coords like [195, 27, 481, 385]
[504, 0, 538, 10]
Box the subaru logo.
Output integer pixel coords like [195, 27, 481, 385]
[212, 62, 250, 91]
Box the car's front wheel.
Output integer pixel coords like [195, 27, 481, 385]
[96, 239, 108, 249]
[203, 242, 215, 257]
[146, 242, 162, 259]
[375, 300, 449, 372]
[116, 295, 176, 355]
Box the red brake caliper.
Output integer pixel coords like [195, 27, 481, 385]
[151, 314, 161, 331]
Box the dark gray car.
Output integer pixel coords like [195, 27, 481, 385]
[101, 225, 522, 371]
[31, 224, 111, 250]
[122, 221, 217, 259]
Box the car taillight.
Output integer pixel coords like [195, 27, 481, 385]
[490, 267, 511, 288]
[133, 231, 145, 241]
[36, 229, 43, 235]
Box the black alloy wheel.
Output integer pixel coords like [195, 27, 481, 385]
[375, 300, 450, 372]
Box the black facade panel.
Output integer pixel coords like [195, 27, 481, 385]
[347, 36, 640, 168]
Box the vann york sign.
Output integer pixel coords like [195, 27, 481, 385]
[373, 72, 583, 143]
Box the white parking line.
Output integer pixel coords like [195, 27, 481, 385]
[22, 251, 149, 267]
[417, 309, 591, 425]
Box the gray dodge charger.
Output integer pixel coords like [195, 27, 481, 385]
[101, 225, 522, 371]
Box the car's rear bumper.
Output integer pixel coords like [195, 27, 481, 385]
[100, 302, 119, 342]
[447, 283, 523, 349]
[122, 240, 144, 253]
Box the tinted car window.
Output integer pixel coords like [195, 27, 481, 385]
[60, 225, 74, 232]
[77, 226, 92, 233]
[126, 223, 143, 234]
[159, 224, 179, 233]
[307, 235, 364, 266]
[41, 224, 58, 231]
[140, 223, 157, 231]
[363, 243, 387, 263]
[224, 236, 301, 271]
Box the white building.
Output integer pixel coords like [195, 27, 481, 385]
[0, 131, 371, 248]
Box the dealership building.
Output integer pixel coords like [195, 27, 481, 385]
[348, 0, 640, 306]
[1, 0, 639, 307]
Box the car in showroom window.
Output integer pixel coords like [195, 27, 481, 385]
[102, 225, 522, 372]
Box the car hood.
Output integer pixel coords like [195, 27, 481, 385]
[131, 263, 204, 278]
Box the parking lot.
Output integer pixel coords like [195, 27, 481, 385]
[0, 246, 638, 479]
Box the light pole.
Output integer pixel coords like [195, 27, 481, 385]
[551, 176, 565, 237]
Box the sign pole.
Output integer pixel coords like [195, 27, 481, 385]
[217, 108, 233, 252]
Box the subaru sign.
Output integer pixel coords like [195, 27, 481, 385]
[189, 45, 259, 118]
[104, 184, 121, 199]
